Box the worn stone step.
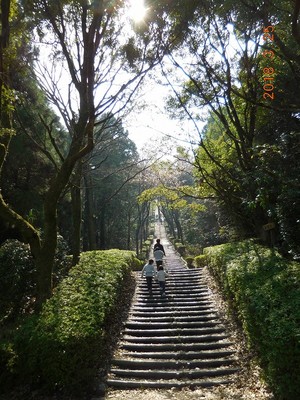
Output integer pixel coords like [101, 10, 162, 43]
[120, 349, 235, 360]
[123, 333, 229, 344]
[123, 327, 226, 337]
[129, 309, 218, 318]
[137, 289, 208, 296]
[131, 303, 214, 311]
[139, 281, 205, 288]
[167, 277, 204, 281]
[139, 281, 206, 285]
[135, 299, 212, 306]
[109, 366, 238, 380]
[111, 358, 236, 370]
[133, 299, 212, 307]
[162, 271, 202, 275]
[106, 377, 234, 389]
[121, 340, 233, 352]
[125, 320, 221, 329]
[127, 315, 219, 323]
[137, 290, 210, 296]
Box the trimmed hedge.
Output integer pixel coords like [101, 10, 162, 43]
[185, 256, 194, 268]
[194, 254, 207, 268]
[0, 249, 137, 395]
[204, 240, 300, 400]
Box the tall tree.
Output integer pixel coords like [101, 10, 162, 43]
[0, 0, 42, 287]
[0, 0, 165, 308]
[156, 0, 300, 255]
[81, 115, 142, 251]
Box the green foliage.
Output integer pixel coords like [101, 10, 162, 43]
[130, 257, 144, 271]
[185, 256, 194, 268]
[137, 251, 147, 261]
[175, 242, 185, 256]
[205, 241, 300, 399]
[82, 116, 141, 251]
[1, 249, 136, 394]
[0, 236, 70, 321]
[0, 240, 35, 321]
[194, 254, 207, 268]
[160, 0, 300, 257]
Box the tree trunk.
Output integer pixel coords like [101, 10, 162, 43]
[34, 125, 94, 306]
[174, 210, 184, 243]
[99, 206, 106, 249]
[127, 207, 132, 249]
[162, 208, 176, 238]
[84, 173, 97, 250]
[71, 162, 83, 266]
[34, 191, 58, 309]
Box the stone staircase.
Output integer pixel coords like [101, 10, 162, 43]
[106, 236, 238, 389]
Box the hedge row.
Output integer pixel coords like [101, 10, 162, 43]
[0, 249, 138, 395]
[204, 240, 300, 400]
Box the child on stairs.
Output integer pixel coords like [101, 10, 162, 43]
[156, 265, 168, 297]
[141, 259, 156, 294]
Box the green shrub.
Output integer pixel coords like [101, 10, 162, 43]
[52, 234, 72, 284]
[2, 249, 136, 395]
[0, 240, 35, 320]
[186, 244, 202, 257]
[137, 251, 147, 261]
[141, 245, 149, 258]
[174, 242, 186, 256]
[205, 241, 300, 399]
[185, 256, 194, 268]
[130, 257, 144, 270]
[194, 254, 207, 268]
[0, 236, 70, 321]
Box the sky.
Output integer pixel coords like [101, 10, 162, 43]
[122, 1, 206, 156]
[35, 0, 204, 159]
[123, 78, 202, 157]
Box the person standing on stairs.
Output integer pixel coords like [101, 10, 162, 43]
[156, 265, 168, 296]
[153, 247, 165, 270]
[141, 259, 156, 294]
[154, 238, 166, 256]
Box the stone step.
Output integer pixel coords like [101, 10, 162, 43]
[129, 308, 218, 316]
[123, 333, 229, 344]
[126, 318, 221, 331]
[106, 229, 238, 391]
[120, 349, 236, 360]
[111, 358, 236, 370]
[123, 327, 226, 337]
[121, 341, 234, 352]
[138, 287, 208, 294]
[106, 377, 234, 389]
[109, 366, 238, 380]
[148, 282, 204, 287]
[137, 289, 210, 295]
[133, 299, 212, 306]
[135, 290, 211, 297]
[131, 303, 214, 311]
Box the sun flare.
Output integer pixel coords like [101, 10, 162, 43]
[128, 0, 147, 23]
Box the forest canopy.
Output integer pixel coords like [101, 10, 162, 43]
[0, 0, 299, 308]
